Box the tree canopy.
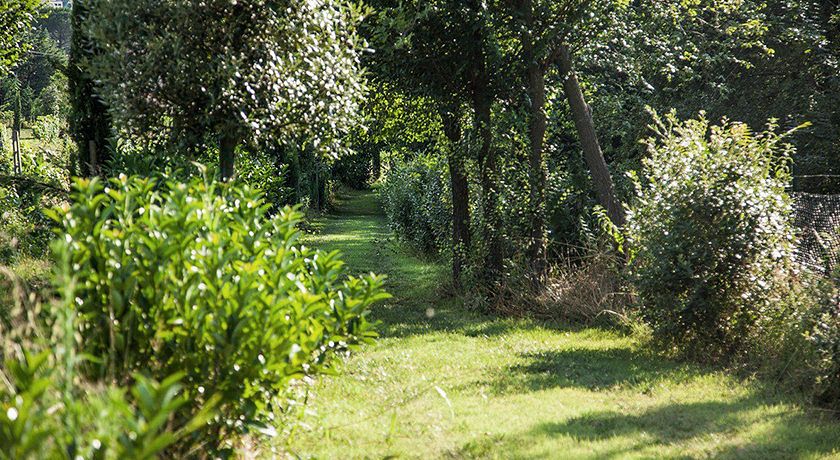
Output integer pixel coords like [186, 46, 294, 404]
[84, 0, 369, 177]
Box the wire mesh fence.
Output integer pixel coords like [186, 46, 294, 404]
[792, 192, 840, 275]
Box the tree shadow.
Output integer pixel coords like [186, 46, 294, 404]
[487, 346, 700, 395]
[522, 397, 840, 459]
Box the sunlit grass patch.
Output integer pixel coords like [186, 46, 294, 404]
[274, 190, 840, 460]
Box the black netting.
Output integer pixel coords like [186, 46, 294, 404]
[792, 192, 840, 274]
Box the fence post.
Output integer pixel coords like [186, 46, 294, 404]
[12, 129, 21, 175]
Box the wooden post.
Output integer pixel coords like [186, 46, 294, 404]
[12, 130, 21, 175]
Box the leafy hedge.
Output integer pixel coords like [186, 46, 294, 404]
[626, 114, 795, 361]
[380, 155, 450, 256]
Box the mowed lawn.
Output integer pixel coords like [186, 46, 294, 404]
[273, 189, 840, 459]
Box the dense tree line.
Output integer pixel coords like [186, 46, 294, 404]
[358, 0, 840, 291]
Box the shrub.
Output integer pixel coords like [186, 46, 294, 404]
[1, 353, 214, 459]
[49, 170, 387, 452]
[31, 115, 62, 142]
[381, 154, 450, 256]
[105, 144, 293, 211]
[0, 184, 56, 265]
[0, 270, 215, 459]
[809, 265, 840, 407]
[236, 148, 293, 210]
[626, 113, 796, 361]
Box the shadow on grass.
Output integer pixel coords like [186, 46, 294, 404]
[487, 347, 700, 395]
[449, 397, 840, 459]
[316, 189, 840, 459]
[521, 397, 840, 459]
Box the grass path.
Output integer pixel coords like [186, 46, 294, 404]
[278, 189, 840, 459]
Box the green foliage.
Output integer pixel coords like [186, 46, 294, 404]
[14, 28, 63, 94]
[31, 115, 62, 142]
[0, 187, 32, 264]
[381, 155, 451, 256]
[32, 73, 69, 118]
[0, 0, 42, 73]
[36, 6, 71, 51]
[626, 113, 796, 361]
[0, 117, 71, 264]
[69, 0, 112, 177]
[84, 0, 367, 159]
[0, 267, 216, 459]
[236, 148, 293, 210]
[333, 150, 374, 189]
[284, 191, 840, 459]
[49, 171, 388, 450]
[19, 86, 34, 121]
[578, 0, 840, 192]
[0, 353, 213, 459]
[808, 266, 840, 408]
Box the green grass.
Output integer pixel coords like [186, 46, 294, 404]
[274, 189, 840, 459]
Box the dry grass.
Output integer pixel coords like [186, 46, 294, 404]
[486, 246, 631, 323]
[536, 249, 630, 323]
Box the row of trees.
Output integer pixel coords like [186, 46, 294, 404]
[363, 0, 840, 290]
[4, 0, 837, 290]
[364, 0, 616, 286]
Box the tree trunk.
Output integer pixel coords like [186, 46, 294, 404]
[289, 147, 302, 202]
[372, 145, 382, 181]
[317, 160, 327, 210]
[219, 134, 236, 181]
[88, 140, 98, 176]
[521, 0, 548, 280]
[473, 90, 503, 280]
[467, 9, 503, 281]
[556, 43, 625, 227]
[69, 0, 112, 177]
[441, 110, 471, 290]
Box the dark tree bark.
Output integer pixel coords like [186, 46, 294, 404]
[287, 147, 302, 202]
[556, 43, 625, 227]
[69, 0, 112, 177]
[521, 0, 548, 280]
[316, 160, 327, 210]
[466, 6, 503, 281]
[372, 145, 382, 181]
[441, 110, 471, 289]
[473, 85, 503, 279]
[219, 134, 237, 181]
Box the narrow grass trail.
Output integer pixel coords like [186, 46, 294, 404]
[279, 190, 840, 459]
